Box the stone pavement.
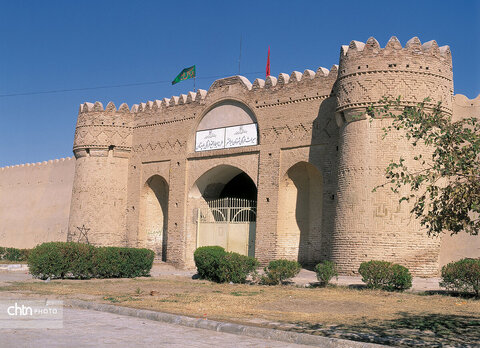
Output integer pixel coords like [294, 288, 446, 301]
[0, 306, 314, 348]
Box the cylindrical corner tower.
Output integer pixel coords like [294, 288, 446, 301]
[332, 36, 454, 276]
[68, 101, 133, 246]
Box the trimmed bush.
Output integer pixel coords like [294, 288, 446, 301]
[28, 242, 154, 280]
[358, 260, 412, 291]
[194, 246, 227, 282]
[94, 247, 154, 278]
[28, 242, 95, 279]
[261, 259, 301, 285]
[441, 258, 480, 297]
[194, 246, 258, 283]
[217, 252, 259, 284]
[315, 261, 338, 287]
[0, 247, 30, 262]
[387, 264, 413, 291]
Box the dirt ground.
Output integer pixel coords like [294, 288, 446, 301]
[1, 272, 479, 347]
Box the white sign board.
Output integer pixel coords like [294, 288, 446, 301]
[225, 124, 258, 149]
[195, 123, 258, 152]
[195, 128, 225, 152]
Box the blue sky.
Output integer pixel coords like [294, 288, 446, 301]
[0, 0, 479, 167]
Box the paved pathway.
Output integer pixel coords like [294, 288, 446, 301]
[0, 307, 312, 348]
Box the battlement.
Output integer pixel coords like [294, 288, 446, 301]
[76, 64, 339, 129]
[454, 94, 480, 107]
[75, 35, 457, 140]
[340, 36, 451, 63]
[0, 157, 74, 171]
[453, 94, 480, 121]
[336, 36, 454, 116]
[338, 36, 453, 85]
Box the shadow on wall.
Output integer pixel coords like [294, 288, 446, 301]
[278, 162, 323, 265]
[276, 96, 337, 266]
[307, 96, 338, 265]
[140, 175, 169, 261]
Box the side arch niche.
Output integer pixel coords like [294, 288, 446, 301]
[187, 165, 257, 259]
[277, 162, 323, 265]
[139, 175, 169, 261]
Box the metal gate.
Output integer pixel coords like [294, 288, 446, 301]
[196, 198, 256, 257]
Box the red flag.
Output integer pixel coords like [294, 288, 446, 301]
[266, 46, 270, 78]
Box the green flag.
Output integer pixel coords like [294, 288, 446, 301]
[172, 65, 196, 85]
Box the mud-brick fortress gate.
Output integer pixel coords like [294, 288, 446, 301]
[1, 36, 479, 276]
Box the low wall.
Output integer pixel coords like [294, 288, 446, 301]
[0, 158, 75, 248]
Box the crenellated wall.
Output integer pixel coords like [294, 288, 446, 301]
[0, 35, 477, 275]
[121, 66, 340, 267]
[333, 36, 454, 276]
[67, 101, 133, 246]
[0, 158, 75, 248]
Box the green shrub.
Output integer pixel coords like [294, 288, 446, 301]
[194, 246, 258, 283]
[358, 260, 412, 291]
[387, 264, 413, 291]
[28, 242, 154, 280]
[94, 247, 154, 278]
[28, 242, 95, 279]
[441, 258, 480, 297]
[217, 252, 259, 283]
[315, 261, 338, 287]
[261, 259, 301, 285]
[194, 246, 227, 282]
[0, 247, 30, 262]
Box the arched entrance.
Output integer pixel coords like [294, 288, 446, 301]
[189, 165, 257, 257]
[139, 175, 169, 261]
[277, 162, 323, 265]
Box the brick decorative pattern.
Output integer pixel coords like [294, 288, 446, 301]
[0, 36, 467, 276]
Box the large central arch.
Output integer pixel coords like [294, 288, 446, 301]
[187, 164, 257, 261]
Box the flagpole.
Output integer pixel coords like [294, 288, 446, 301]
[193, 76, 196, 92]
[238, 35, 242, 74]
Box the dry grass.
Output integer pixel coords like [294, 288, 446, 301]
[2, 276, 479, 346]
[0, 261, 27, 264]
[2, 276, 478, 324]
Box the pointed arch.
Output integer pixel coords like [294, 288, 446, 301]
[139, 175, 169, 261]
[277, 161, 323, 265]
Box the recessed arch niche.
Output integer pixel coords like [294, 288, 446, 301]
[139, 175, 169, 261]
[276, 162, 323, 265]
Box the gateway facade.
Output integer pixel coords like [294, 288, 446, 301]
[2, 36, 478, 277]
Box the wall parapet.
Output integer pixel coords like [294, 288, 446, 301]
[77, 64, 339, 128]
[0, 157, 74, 171]
[336, 36, 454, 117]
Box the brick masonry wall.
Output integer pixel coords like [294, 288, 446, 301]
[0, 36, 474, 276]
[66, 36, 479, 275]
[333, 37, 454, 276]
[0, 158, 75, 248]
[67, 102, 133, 246]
